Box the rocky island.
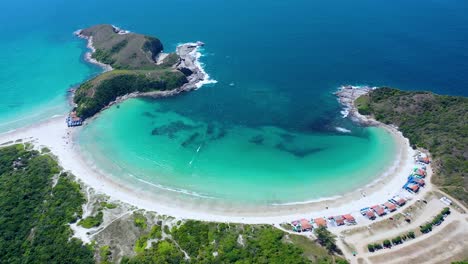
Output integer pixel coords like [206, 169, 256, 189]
[73, 25, 211, 119]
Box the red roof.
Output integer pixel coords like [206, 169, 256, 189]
[415, 178, 425, 185]
[343, 214, 356, 222]
[300, 219, 312, 230]
[371, 205, 386, 216]
[410, 184, 420, 192]
[384, 202, 396, 211]
[396, 198, 406, 206]
[314, 218, 327, 227]
[334, 216, 344, 225]
[366, 210, 375, 219]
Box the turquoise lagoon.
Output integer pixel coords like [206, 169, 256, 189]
[79, 98, 397, 204]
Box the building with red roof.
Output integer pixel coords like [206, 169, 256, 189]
[314, 218, 327, 227]
[395, 198, 406, 206]
[414, 178, 425, 186]
[371, 205, 386, 216]
[343, 214, 356, 224]
[300, 219, 312, 231]
[384, 202, 396, 212]
[408, 184, 420, 193]
[334, 216, 345, 226]
[366, 210, 376, 220]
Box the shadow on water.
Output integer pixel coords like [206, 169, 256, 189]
[181, 132, 201, 148]
[275, 143, 324, 158]
[142, 111, 156, 118]
[249, 134, 264, 145]
[151, 121, 200, 139]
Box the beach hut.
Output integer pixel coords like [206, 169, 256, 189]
[383, 202, 396, 212]
[392, 197, 406, 207]
[360, 207, 370, 216]
[300, 219, 312, 231]
[343, 214, 356, 225]
[418, 157, 430, 164]
[371, 205, 386, 216]
[334, 216, 345, 226]
[314, 218, 327, 227]
[406, 184, 420, 193]
[414, 168, 426, 177]
[414, 178, 425, 186]
[365, 210, 376, 220]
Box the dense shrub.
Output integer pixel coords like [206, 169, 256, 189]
[0, 145, 93, 263]
[358, 88, 468, 205]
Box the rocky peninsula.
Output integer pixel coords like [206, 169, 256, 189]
[335, 85, 379, 126]
[73, 25, 214, 119]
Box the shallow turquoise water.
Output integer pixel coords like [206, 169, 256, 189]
[79, 99, 397, 204]
[0, 31, 99, 132]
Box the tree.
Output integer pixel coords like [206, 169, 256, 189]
[383, 240, 391, 248]
[314, 226, 341, 254]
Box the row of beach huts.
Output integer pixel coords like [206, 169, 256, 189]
[291, 155, 430, 232]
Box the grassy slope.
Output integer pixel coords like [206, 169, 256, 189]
[356, 87, 468, 205]
[75, 24, 187, 118]
[121, 220, 347, 264]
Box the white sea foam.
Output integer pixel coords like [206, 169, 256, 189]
[128, 173, 215, 199]
[194, 50, 218, 88]
[179, 43, 218, 89]
[335, 127, 351, 133]
[271, 195, 343, 206]
[340, 107, 350, 118]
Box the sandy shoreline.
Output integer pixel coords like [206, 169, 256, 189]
[0, 108, 423, 224]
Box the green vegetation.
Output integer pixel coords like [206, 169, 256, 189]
[391, 236, 402, 245]
[133, 212, 147, 229]
[123, 240, 185, 264]
[99, 245, 112, 264]
[75, 24, 189, 119]
[0, 144, 94, 263]
[288, 234, 347, 263]
[1, 144, 345, 263]
[420, 207, 450, 233]
[74, 71, 187, 118]
[134, 234, 149, 254]
[354, 95, 371, 115]
[41, 146, 51, 153]
[368, 227, 419, 252]
[356, 88, 468, 205]
[100, 201, 117, 209]
[78, 211, 104, 228]
[149, 225, 163, 239]
[382, 239, 391, 248]
[314, 226, 340, 254]
[123, 220, 347, 263]
[92, 49, 115, 65]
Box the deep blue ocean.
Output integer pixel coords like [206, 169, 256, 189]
[1, 0, 468, 132]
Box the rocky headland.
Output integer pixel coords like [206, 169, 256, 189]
[73, 25, 215, 119]
[335, 85, 379, 126]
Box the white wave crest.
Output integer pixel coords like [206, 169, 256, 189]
[335, 127, 351, 133]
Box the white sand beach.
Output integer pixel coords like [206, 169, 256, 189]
[0, 114, 429, 225]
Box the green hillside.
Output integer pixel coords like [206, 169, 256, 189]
[356, 88, 468, 205]
[74, 25, 188, 119]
